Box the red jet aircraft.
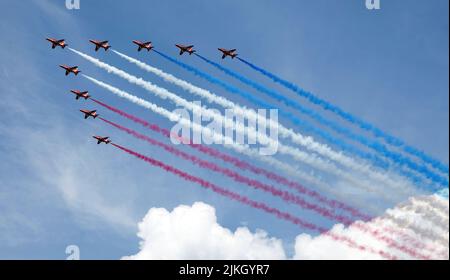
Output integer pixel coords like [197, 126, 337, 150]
[89, 40, 111, 51]
[132, 40, 153, 52]
[93, 136, 111, 144]
[70, 90, 90, 100]
[46, 38, 67, 49]
[218, 48, 238, 59]
[80, 109, 98, 119]
[59, 65, 80, 76]
[175, 44, 196, 55]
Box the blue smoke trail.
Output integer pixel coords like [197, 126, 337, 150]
[237, 57, 449, 177]
[194, 54, 448, 188]
[153, 50, 444, 191]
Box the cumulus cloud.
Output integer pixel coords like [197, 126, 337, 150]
[124, 196, 448, 260]
[122, 202, 286, 260]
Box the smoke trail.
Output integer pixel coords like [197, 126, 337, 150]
[100, 116, 360, 226]
[111, 142, 397, 259]
[82, 75, 342, 206]
[194, 53, 448, 188]
[152, 50, 428, 196]
[381, 196, 449, 247]
[383, 213, 448, 247]
[70, 48, 407, 201]
[91, 98, 371, 221]
[236, 57, 449, 177]
[372, 218, 446, 259]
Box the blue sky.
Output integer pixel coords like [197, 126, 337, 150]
[0, 0, 448, 259]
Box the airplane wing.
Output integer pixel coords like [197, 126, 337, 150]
[100, 41, 108, 45]
[187, 45, 194, 49]
[57, 39, 65, 43]
[95, 45, 100, 51]
[179, 50, 184, 55]
[84, 114, 88, 119]
[230, 49, 236, 52]
[222, 54, 226, 59]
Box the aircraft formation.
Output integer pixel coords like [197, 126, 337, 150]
[47, 38, 236, 57]
[47, 38, 238, 145]
[44, 36, 450, 261]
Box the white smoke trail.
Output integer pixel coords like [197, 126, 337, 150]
[82, 75, 322, 190]
[383, 212, 448, 247]
[83, 74, 390, 215]
[111, 50, 420, 200]
[380, 195, 449, 248]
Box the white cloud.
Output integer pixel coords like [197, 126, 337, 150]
[122, 202, 286, 260]
[124, 197, 448, 260]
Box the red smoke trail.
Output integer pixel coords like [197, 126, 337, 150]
[110, 142, 397, 259]
[102, 117, 430, 260]
[350, 222, 431, 260]
[100, 117, 353, 225]
[91, 98, 370, 221]
[376, 222, 443, 258]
